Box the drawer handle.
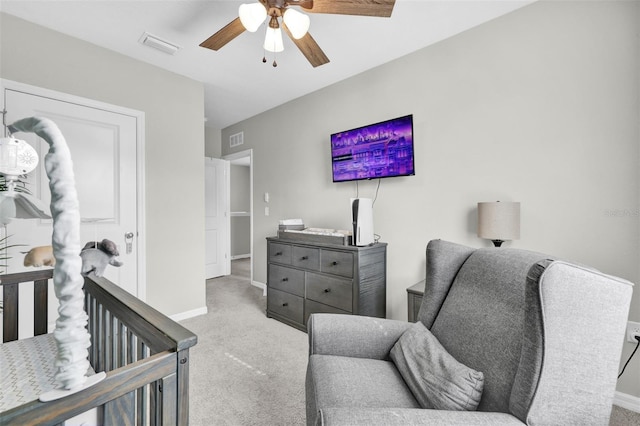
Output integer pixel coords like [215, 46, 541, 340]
[282, 277, 289, 282]
[275, 252, 283, 256]
[301, 256, 308, 260]
[331, 261, 338, 266]
[324, 288, 331, 293]
[282, 302, 288, 307]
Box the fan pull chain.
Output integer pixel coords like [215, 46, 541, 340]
[261, 51, 278, 67]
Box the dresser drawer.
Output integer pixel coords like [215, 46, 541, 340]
[320, 250, 354, 278]
[268, 264, 304, 297]
[269, 242, 291, 265]
[268, 288, 304, 324]
[306, 272, 352, 312]
[304, 299, 349, 325]
[292, 246, 320, 271]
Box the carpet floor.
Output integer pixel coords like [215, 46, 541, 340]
[180, 259, 308, 425]
[181, 259, 639, 426]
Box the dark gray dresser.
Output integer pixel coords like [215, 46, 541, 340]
[266, 237, 387, 332]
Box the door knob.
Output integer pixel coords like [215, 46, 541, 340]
[124, 232, 134, 254]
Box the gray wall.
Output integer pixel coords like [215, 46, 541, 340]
[222, 1, 640, 397]
[231, 165, 251, 257]
[231, 217, 251, 257]
[1, 13, 206, 317]
[231, 165, 251, 212]
[205, 126, 222, 158]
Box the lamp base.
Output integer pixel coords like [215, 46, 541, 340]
[491, 240, 504, 247]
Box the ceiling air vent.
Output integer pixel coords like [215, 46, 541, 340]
[138, 32, 181, 55]
[230, 132, 244, 148]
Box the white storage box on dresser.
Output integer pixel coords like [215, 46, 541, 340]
[266, 237, 387, 331]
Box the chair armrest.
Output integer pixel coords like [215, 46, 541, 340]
[518, 260, 634, 424]
[308, 314, 412, 360]
[318, 408, 525, 426]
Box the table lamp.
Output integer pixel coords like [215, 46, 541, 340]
[477, 201, 520, 247]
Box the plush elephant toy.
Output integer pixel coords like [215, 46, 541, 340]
[80, 238, 123, 277]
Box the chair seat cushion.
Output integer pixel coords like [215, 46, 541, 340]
[390, 322, 484, 411]
[308, 354, 420, 410]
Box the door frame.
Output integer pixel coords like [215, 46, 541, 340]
[1, 79, 147, 300]
[223, 149, 255, 287]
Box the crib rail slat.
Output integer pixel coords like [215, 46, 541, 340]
[161, 373, 178, 424]
[104, 390, 135, 425]
[2, 283, 18, 343]
[137, 339, 149, 426]
[87, 294, 97, 365]
[118, 321, 126, 369]
[96, 303, 105, 372]
[34, 278, 48, 336]
[104, 309, 112, 371]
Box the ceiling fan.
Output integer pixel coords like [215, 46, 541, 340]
[200, 0, 396, 67]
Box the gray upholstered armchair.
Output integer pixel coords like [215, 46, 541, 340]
[305, 239, 633, 425]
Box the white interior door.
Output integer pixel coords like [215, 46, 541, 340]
[205, 157, 230, 278]
[2, 87, 140, 298]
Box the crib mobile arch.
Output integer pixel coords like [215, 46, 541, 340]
[2, 116, 106, 397]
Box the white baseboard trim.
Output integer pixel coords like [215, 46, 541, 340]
[170, 306, 208, 322]
[231, 254, 250, 260]
[251, 280, 266, 290]
[614, 391, 640, 413]
[252, 280, 266, 296]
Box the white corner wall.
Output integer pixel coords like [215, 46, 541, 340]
[205, 126, 222, 158]
[222, 1, 640, 399]
[0, 13, 207, 318]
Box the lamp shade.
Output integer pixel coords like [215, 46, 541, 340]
[0, 191, 51, 225]
[477, 201, 520, 242]
[283, 8, 310, 39]
[239, 2, 267, 32]
[264, 27, 284, 52]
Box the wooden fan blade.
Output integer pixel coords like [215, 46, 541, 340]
[289, 0, 313, 10]
[282, 23, 330, 67]
[200, 17, 246, 51]
[304, 0, 395, 17]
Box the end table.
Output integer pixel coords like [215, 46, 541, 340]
[406, 280, 425, 322]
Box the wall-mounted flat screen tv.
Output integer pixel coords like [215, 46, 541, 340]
[331, 114, 415, 182]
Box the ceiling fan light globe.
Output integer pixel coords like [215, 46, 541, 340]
[264, 27, 284, 52]
[238, 2, 267, 32]
[283, 9, 310, 39]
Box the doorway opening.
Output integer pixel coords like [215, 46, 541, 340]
[223, 149, 254, 287]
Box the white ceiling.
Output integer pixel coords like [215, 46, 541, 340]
[0, 0, 535, 129]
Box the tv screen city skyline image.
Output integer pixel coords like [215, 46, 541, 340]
[331, 115, 414, 182]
